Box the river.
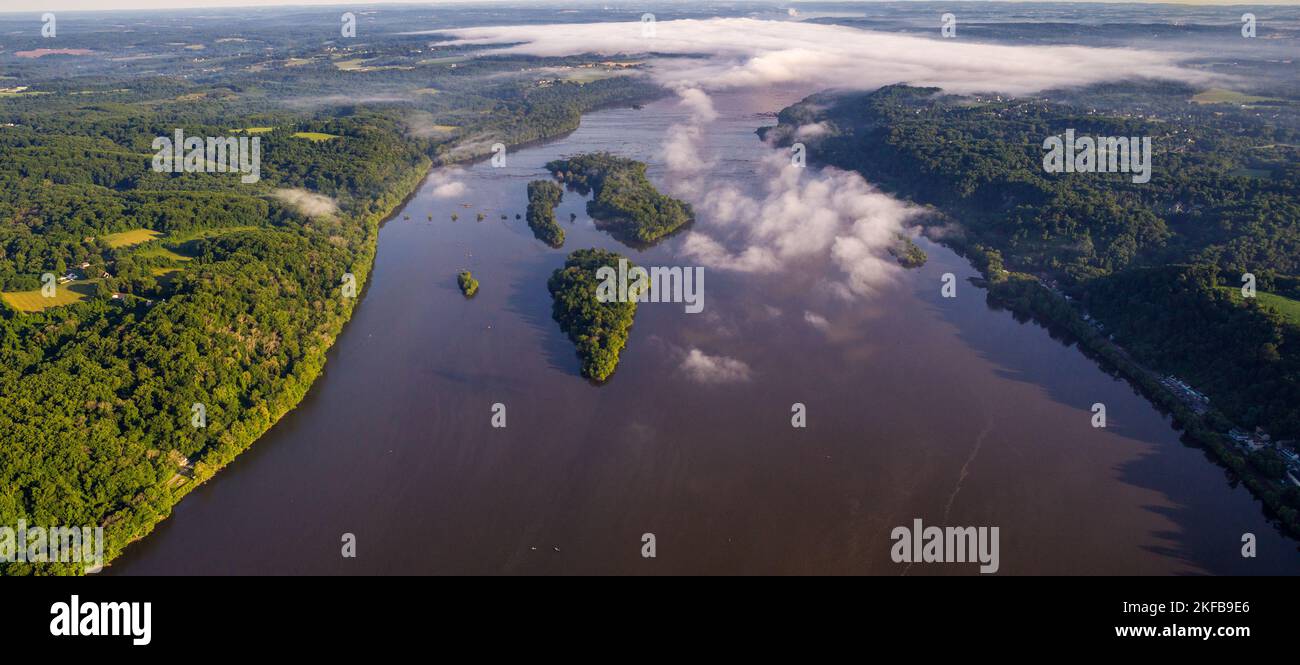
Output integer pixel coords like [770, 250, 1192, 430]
[110, 87, 1298, 575]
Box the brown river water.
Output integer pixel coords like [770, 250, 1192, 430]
[111, 87, 1299, 575]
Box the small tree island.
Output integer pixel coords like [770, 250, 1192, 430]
[545, 152, 693, 245]
[525, 179, 566, 248]
[889, 233, 928, 268]
[547, 248, 638, 382]
[457, 270, 479, 298]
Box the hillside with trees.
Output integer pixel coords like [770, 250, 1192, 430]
[764, 82, 1300, 441]
[765, 82, 1300, 534]
[0, 28, 663, 574]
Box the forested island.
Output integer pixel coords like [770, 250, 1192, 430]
[547, 248, 638, 382]
[764, 82, 1300, 533]
[525, 180, 566, 247]
[545, 152, 693, 245]
[0, 13, 663, 574]
[457, 270, 480, 298]
[889, 234, 928, 269]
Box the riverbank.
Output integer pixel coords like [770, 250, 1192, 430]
[102, 102, 666, 571]
[104, 157, 434, 570]
[951, 239, 1300, 538]
[105, 87, 1299, 575]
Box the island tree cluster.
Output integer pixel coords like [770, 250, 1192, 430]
[545, 152, 693, 245]
[547, 248, 638, 382]
[525, 179, 565, 248]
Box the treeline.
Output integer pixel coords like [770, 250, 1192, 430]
[986, 270, 1300, 534]
[1081, 265, 1300, 439]
[546, 152, 693, 245]
[0, 99, 432, 573]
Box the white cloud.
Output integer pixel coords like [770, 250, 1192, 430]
[434, 18, 1213, 96]
[271, 188, 338, 218]
[794, 122, 831, 141]
[428, 169, 468, 199]
[803, 310, 831, 332]
[678, 348, 753, 384]
[432, 18, 1213, 300]
[677, 147, 918, 298]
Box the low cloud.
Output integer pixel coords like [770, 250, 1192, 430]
[272, 188, 338, 218]
[794, 122, 831, 140]
[677, 147, 918, 298]
[442, 134, 504, 163]
[428, 169, 468, 199]
[434, 17, 1209, 302]
[678, 348, 754, 384]
[434, 18, 1213, 96]
[281, 94, 415, 110]
[404, 110, 458, 139]
[803, 310, 831, 332]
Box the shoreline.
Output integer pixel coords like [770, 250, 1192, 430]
[104, 158, 434, 570]
[101, 112, 649, 573]
[936, 231, 1300, 541]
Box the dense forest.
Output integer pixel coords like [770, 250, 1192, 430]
[765, 82, 1300, 442]
[547, 248, 638, 382]
[525, 179, 566, 248]
[0, 21, 663, 574]
[764, 81, 1300, 533]
[1082, 265, 1300, 439]
[764, 82, 1300, 280]
[546, 152, 693, 246]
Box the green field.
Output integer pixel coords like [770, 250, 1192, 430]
[561, 68, 631, 83]
[1221, 287, 1300, 325]
[417, 56, 470, 66]
[134, 244, 192, 262]
[129, 225, 260, 267]
[1, 280, 95, 312]
[104, 228, 162, 248]
[166, 225, 260, 243]
[150, 267, 182, 287]
[1191, 89, 1283, 105]
[2, 226, 259, 313]
[292, 131, 339, 142]
[332, 58, 369, 71]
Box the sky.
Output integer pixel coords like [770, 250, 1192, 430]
[2, 1, 1293, 16]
